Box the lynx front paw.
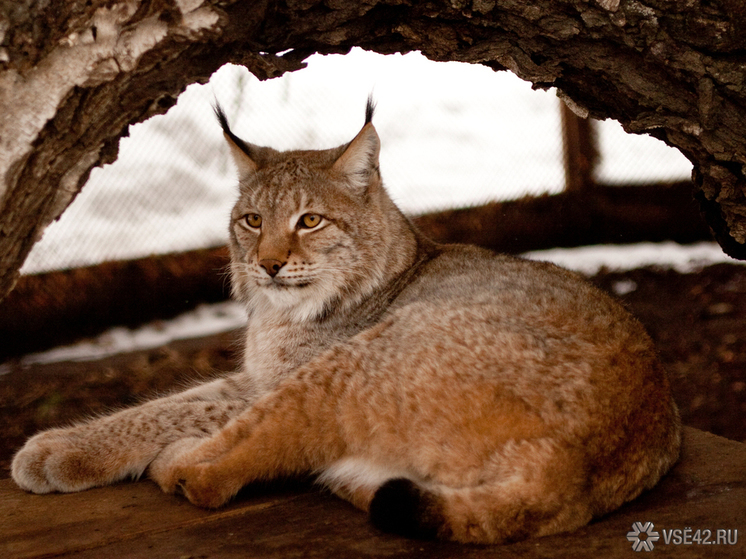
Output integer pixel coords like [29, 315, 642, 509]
[149, 437, 204, 494]
[178, 462, 244, 509]
[150, 438, 238, 508]
[11, 430, 97, 493]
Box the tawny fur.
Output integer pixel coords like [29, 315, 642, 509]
[12, 100, 680, 544]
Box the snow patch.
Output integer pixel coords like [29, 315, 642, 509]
[13, 301, 246, 367]
[524, 241, 741, 275]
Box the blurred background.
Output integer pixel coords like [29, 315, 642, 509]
[21, 47, 692, 275]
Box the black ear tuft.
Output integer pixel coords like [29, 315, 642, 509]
[365, 95, 376, 125]
[213, 102, 254, 159]
[369, 479, 445, 540]
[213, 102, 230, 135]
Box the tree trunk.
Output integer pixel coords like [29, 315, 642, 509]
[2, 0, 746, 301]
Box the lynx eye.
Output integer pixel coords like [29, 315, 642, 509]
[244, 214, 262, 228]
[299, 213, 322, 229]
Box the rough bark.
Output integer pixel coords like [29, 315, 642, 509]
[2, 0, 746, 301]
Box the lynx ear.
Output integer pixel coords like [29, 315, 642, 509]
[213, 103, 258, 177]
[332, 122, 380, 191]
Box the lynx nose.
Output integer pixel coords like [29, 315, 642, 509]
[259, 259, 285, 277]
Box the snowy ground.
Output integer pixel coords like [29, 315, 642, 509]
[21, 48, 692, 274]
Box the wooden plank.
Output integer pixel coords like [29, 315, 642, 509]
[2, 427, 744, 558]
[411, 182, 711, 255]
[1, 477, 297, 558]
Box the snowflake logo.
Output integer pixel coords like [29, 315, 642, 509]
[627, 521, 660, 552]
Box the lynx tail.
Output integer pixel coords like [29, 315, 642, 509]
[369, 479, 447, 540]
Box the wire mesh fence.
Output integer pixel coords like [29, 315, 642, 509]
[21, 48, 692, 275]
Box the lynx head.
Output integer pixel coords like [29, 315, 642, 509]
[217, 99, 416, 322]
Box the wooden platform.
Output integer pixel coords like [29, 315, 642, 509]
[2, 427, 744, 558]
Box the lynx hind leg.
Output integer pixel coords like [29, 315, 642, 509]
[369, 439, 593, 544]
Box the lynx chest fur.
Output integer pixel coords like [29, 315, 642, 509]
[12, 100, 681, 545]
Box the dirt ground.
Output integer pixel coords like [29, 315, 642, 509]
[1, 262, 745, 479]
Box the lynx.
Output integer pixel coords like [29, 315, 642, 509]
[12, 99, 680, 544]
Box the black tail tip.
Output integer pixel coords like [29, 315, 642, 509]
[369, 478, 444, 540]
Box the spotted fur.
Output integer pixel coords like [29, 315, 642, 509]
[12, 100, 680, 544]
